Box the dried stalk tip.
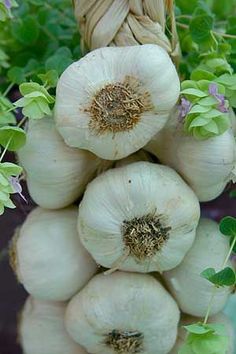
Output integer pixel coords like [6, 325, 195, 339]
[105, 330, 143, 353]
[122, 213, 171, 260]
[87, 75, 153, 135]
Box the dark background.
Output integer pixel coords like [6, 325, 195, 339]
[0, 175, 235, 354]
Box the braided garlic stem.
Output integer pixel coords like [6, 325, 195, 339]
[74, 0, 180, 62]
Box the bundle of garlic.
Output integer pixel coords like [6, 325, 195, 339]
[65, 271, 180, 354]
[146, 108, 236, 201]
[54, 44, 180, 160]
[78, 161, 200, 273]
[73, 0, 179, 62]
[170, 312, 234, 354]
[19, 297, 87, 354]
[163, 218, 233, 317]
[18, 117, 100, 209]
[11, 207, 97, 301]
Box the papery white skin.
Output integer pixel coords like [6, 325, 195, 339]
[16, 207, 97, 301]
[78, 161, 200, 273]
[19, 297, 87, 354]
[229, 108, 236, 136]
[163, 218, 233, 317]
[18, 117, 100, 209]
[169, 312, 234, 354]
[54, 44, 180, 160]
[65, 271, 180, 354]
[145, 108, 236, 202]
[115, 149, 152, 168]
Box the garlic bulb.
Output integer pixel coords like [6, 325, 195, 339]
[13, 207, 97, 301]
[78, 161, 200, 273]
[163, 218, 233, 317]
[170, 312, 234, 354]
[145, 108, 236, 201]
[19, 297, 87, 354]
[54, 44, 180, 160]
[65, 271, 180, 354]
[18, 117, 100, 209]
[229, 108, 236, 136]
[115, 149, 152, 168]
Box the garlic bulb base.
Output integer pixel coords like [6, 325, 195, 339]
[86, 76, 153, 135]
[105, 329, 143, 353]
[122, 212, 171, 260]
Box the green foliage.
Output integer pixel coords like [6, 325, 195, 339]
[0, 95, 16, 125]
[179, 322, 229, 354]
[180, 80, 230, 139]
[176, 0, 236, 78]
[0, 126, 26, 150]
[0, 162, 23, 215]
[219, 216, 236, 237]
[0, 0, 80, 93]
[14, 82, 55, 119]
[201, 267, 236, 287]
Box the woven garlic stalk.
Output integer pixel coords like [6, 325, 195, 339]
[73, 0, 180, 62]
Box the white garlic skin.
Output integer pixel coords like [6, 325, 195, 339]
[163, 218, 233, 317]
[18, 117, 100, 209]
[145, 109, 236, 202]
[55, 44, 180, 160]
[115, 149, 152, 168]
[78, 161, 200, 273]
[16, 207, 97, 301]
[19, 297, 87, 354]
[169, 312, 234, 354]
[65, 271, 180, 354]
[229, 108, 236, 136]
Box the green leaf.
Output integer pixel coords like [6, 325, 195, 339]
[19, 82, 54, 103]
[0, 162, 22, 176]
[7, 66, 26, 85]
[201, 267, 236, 286]
[181, 88, 208, 98]
[191, 69, 216, 81]
[188, 104, 211, 115]
[190, 14, 214, 44]
[198, 96, 218, 106]
[0, 126, 26, 151]
[201, 267, 216, 280]
[179, 322, 229, 354]
[11, 15, 39, 45]
[184, 323, 213, 334]
[38, 70, 58, 88]
[219, 216, 236, 237]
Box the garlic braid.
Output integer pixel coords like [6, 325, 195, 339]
[73, 0, 180, 63]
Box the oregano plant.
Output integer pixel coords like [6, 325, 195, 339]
[179, 216, 236, 354]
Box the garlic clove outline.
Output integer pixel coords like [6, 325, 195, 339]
[163, 218, 233, 317]
[78, 161, 200, 273]
[19, 297, 87, 354]
[65, 271, 180, 354]
[12, 206, 97, 301]
[145, 108, 236, 202]
[54, 44, 180, 160]
[18, 117, 100, 209]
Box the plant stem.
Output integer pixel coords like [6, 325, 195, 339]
[222, 236, 236, 268]
[203, 286, 218, 324]
[176, 22, 236, 39]
[3, 82, 14, 97]
[0, 116, 27, 162]
[203, 235, 236, 325]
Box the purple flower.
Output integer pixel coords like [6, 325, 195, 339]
[178, 97, 192, 121]
[9, 176, 27, 202]
[4, 0, 11, 9]
[209, 83, 229, 113]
